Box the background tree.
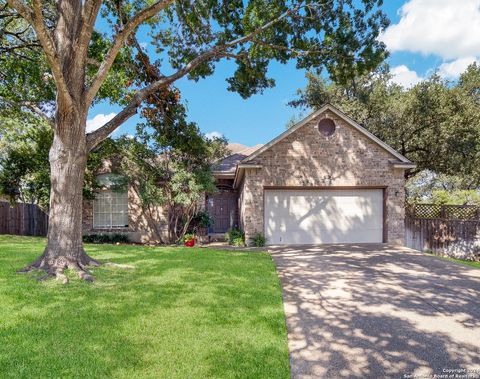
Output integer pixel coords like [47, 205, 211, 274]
[112, 134, 226, 244]
[0, 98, 226, 244]
[0, 121, 117, 210]
[0, 122, 52, 208]
[406, 171, 480, 206]
[106, 98, 227, 244]
[290, 63, 480, 186]
[1, 0, 389, 280]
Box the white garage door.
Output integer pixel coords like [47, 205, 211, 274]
[264, 189, 384, 245]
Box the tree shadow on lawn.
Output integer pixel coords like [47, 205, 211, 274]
[0, 242, 289, 378]
[271, 245, 480, 378]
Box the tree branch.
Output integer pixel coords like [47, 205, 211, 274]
[77, 0, 102, 63]
[85, 0, 175, 106]
[6, 0, 73, 107]
[1, 98, 54, 127]
[4, 0, 34, 25]
[0, 42, 41, 52]
[24, 101, 55, 126]
[250, 38, 327, 57]
[86, 57, 101, 67]
[86, 3, 305, 150]
[31, 0, 73, 106]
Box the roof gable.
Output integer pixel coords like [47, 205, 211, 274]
[242, 104, 413, 165]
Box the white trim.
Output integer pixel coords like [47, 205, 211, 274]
[233, 164, 262, 188]
[212, 171, 235, 178]
[242, 104, 414, 164]
[233, 168, 243, 189]
[391, 163, 417, 169]
[237, 164, 263, 169]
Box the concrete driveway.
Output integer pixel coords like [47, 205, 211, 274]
[270, 244, 480, 379]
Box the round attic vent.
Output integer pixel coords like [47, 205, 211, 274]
[317, 118, 336, 137]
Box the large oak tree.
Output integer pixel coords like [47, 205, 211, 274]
[0, 0, 389, 280]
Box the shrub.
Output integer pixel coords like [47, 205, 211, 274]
[191, 211, 213, 230]
[225, 228, 245, 246]
[232, 237, 245, 247]
[183, 233, 196, 243]
[82, 233, 129, 244]
[250, 233, 267, 247]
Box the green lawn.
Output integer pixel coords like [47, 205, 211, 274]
[0, 235, 289, 379]
[426, 252, 480, 269]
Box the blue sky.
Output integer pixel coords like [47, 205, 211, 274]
[87, 0, 480, 146]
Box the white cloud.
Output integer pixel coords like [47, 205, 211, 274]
[438, 56, 479, 78]
[390, 65, 424, 88]
[380, 0, 480, 60]
[86, 113, 117, 133]
[205, 131, 223, 140]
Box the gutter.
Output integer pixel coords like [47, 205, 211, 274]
[211, 171, 236, 179]
[389, 160, 417, 169]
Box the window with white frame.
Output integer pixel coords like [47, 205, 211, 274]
[93, 190, 129, 229]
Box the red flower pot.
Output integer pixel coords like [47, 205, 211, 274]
[184, 239, 195, 247]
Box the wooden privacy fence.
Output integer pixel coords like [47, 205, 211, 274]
[0, 201, 48, 236]
[405, 203, 480, 260]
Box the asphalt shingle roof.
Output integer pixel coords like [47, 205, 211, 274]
[212, 144, 263, 174]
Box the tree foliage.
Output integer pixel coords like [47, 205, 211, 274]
[290, 63, 480, 185]
[0, 122, 114, 209]
[0, 0, 390, 136]
[0, 122, 51, 208]
[104, 105, 228, 243]
[0, 97, 226, 243]
[406, 171, 480, 205]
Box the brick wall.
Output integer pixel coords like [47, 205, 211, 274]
[239, 110, 406, 245]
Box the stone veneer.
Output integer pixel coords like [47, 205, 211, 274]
[238, 109, 407, 245]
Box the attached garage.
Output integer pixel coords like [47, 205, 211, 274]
[264, 188, 384, 245]
[232, 104, 416, 246]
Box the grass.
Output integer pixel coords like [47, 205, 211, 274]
[423, 250, 480, 269]
[0, 235, 289, 379]
[439, 256, 480, 269]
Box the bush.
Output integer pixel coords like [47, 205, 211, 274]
[231, 237, 245, 247]
[250, 233, 267, 247]
[83, 233, 129, 244]
[225, 228, 245, 246]
[191, 211, 213, 230]
[183, 233, 195, 243]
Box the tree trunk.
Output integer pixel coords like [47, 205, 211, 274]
[20, 105, 99, 282]
[17, 0, 103, 282]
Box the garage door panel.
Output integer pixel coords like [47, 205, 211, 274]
[265, 189, 383, 245]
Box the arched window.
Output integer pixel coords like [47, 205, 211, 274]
[93, 174, 129, 229]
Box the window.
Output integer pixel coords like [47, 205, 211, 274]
[318, 118, 336, 137]
[93, 190, 129, 229]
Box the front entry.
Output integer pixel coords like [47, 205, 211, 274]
[206, 192, 239, 233]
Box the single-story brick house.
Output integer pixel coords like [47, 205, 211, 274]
[83, 104, 415, 245]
